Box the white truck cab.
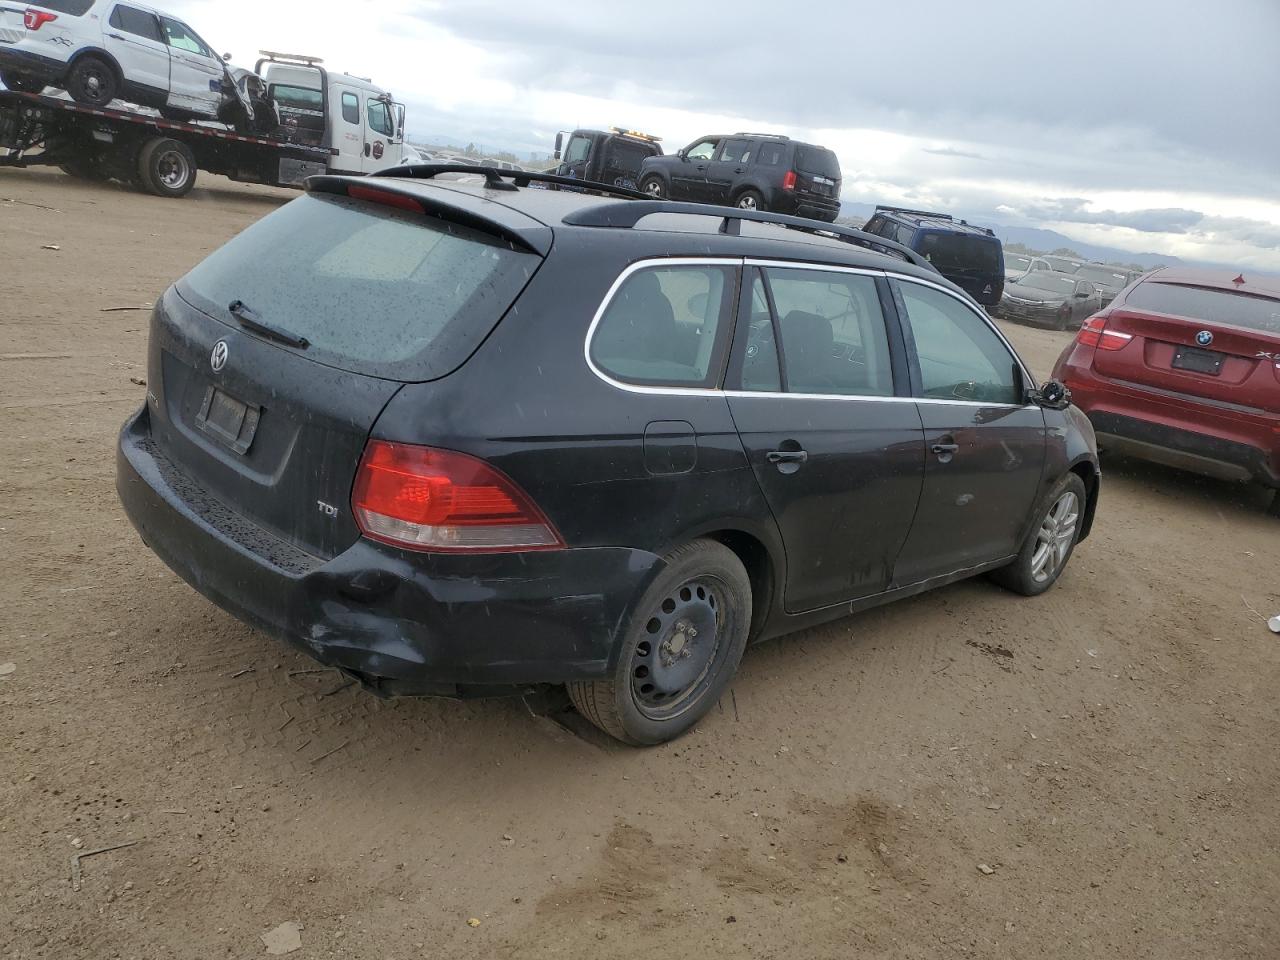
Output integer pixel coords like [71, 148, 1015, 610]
[256, 51, 410, 175]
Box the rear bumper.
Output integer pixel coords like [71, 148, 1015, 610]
[0, 46, 67, 83]
[1054, 347, 1280, 488]
[117, 406, 665, 695]
[771, 191, 839, 222]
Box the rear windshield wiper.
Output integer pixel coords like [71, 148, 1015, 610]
[228, 299, 310, 349]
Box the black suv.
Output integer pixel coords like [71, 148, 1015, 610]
[117, 169, 1099, 746]
[636, 133, 841, 222]
[863, 206, 1006, 306]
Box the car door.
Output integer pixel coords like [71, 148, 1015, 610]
[361, 95, 397, 172]
[726, 264, 926, 612]
[889, 277, 1046, 585]
[705, 138, 751, 205]
[158, 16, 222, 116]
[1075, 279, 1101, 324]
[332, 87, 365, 173]
[103, 4, 169, 101]
[671, 137, 719, 202]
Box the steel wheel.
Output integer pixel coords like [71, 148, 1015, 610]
[630, 577, 724, 719]
[153, 148, 191, 190]
[1030, 490, 1079, 583]
[67, 56, 117, 107]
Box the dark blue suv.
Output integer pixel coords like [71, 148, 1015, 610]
[863, 207, 1006, 306]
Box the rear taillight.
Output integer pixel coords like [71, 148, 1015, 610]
[1076, 315, 1132, 351]
[346, 184, 424, 213]
[351, 441, 563, 553]
[24, 8, 57, 29]
[782, 170, 797, 191]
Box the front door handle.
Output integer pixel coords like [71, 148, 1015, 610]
[108, 32, 124, 39]
[931, 439, 959, 463]
[767, 449, 808, 464]
[363, 143, 371, 156]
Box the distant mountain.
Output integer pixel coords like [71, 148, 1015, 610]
[835, 201, 1179, 269]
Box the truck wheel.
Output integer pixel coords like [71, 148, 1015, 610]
[735, 189, 765, 212]
[567, 539, 751, 746]
[136, 137, 197, 198]
[65, 55, 118, 108]
[59, 157, 108, 181]
[639, 175, 665, 199]
[1, 71, 44, 94]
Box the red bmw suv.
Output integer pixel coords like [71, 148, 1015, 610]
[1052, 268, 1280, 514]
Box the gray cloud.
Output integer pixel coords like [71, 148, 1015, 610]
[921, 147, 990, 161]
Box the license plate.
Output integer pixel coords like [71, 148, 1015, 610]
[1171, 345, 1224, 376]
[196, 385, 260, 454]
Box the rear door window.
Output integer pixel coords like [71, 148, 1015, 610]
[717, 139, 752, 163]
[897, 280, 1022, 404]
[590, 264, 736, 387]
[763, 268, 894, 396]
[1123, 282, 1280, 335]
[176, 193, 541, 381]
[340, 92, 359, 125]
[109, 5, 162, 41]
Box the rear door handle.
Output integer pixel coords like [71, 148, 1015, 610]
[931, 442, 959, 454]
[363, 143, 371, 156]
[766, 449, 808, 464]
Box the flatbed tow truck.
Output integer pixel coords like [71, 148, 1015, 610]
[0, 87, 335, 197]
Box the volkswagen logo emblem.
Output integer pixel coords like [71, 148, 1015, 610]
[1195, 330, 1214, 347]
[210, 339, 229, 372]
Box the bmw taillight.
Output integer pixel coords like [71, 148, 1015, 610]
[1076, 315, 1132, 351]
[782, 170, 797, 191]
[351, 441, 563, 553]
[24, 8, 57, 29]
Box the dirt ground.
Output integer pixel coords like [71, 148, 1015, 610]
[2, 167, 1279, 960]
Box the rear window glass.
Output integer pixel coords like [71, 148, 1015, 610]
[176, 194, 540, 381]
[917, 232, 1002, 274]
[1124, 282, 1280, 335]
[33, 0, 93, 13]
[794, 147, 841, 180]
[1076, 265, 1131, 288]
[271, 84, 323, 111]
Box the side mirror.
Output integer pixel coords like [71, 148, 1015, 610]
[676, 148, 687, 159]
[1029, 378, 1071, 410]
[553, 132, 563, 160]
[222, 52, 232, 62]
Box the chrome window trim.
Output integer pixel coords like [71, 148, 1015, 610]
[583, 257, 1035, 409]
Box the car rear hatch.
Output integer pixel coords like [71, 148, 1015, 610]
[792, 145, 841, 201]
[0, 0, 85, 42]
[146, 181, 548, 560]
[918, 231, 1004, 302]
[1092, 280, 1280, 414]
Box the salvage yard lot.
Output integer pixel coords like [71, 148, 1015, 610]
[2, 168, 1279, 960]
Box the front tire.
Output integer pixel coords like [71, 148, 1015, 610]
[1, 71, 45, 94]
[65, 55, 119, 108]
[568, 539, 751, 745]
[639, 175, 666, 200]
[136, 137, 197, 198]
[990, 472, 1086, 596]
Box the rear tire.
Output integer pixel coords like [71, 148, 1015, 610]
[1, 71, 45, 94]
[567, 539, 751, 745]
[735, 188, 765, 212]
[136, 137, 197, 198]
[65, 54, 118, 108]
[59, 156, 109, 181]
[990, 472, 1087, 597]
[639, 175, 666, 200]
[1267, 488, 1280, 518]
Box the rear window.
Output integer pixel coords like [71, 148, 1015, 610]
[1123, 282, 1280, 335]
[794, 147, 841, 180]
[1076, 265, 1131, 288]
[32, 0, 93, 13]
[176, 194, 540, 381]
[271, 84, 323, 111]
[917, 231, 1002, 275]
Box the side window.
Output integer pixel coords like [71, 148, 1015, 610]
[756, 143, 783, 166]
[110, 5, 161, 41]
[160, 18, 212, 57]
[563, 134, 592, 164]
[686, 139, 718, 161]
[765, 268, 894, 397]
[864, 216, 884, 235]
[741, 273, 780, 392]
[895, 224, 915, 246]
[591, 264, 735, 387]
[897, 281, 1021, 404]
[718, 138, 751, 164]
[1078, 280, 1094, 296]
[367, 99, 392, 136]
[340, 92, 359, 125]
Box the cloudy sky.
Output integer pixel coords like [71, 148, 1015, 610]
[170, 0, 1280, 269]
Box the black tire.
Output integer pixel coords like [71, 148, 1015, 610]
[990, 472, 1087, 596]
[136, 137, 197, 198]
[59, 157, 109, 181]
[158, 106, 197, 123]
[735, 188, 765, 212]
[1, 71, 45, 94]
[1266, 488, 1280, 519]
[1052, 307, 1069, 331]
[639, 175, 666, 200]
[567, 539, 751, 745]
[65, 54, 118, 107]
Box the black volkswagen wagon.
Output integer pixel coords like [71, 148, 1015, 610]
[117, 171, 1100, 745]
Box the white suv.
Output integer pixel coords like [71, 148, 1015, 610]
[0, 0, 236, 121]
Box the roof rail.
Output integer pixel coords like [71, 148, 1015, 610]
[875, 204, 954, 221]
[734, 131, 789, 140]
[562, 201, 935, 272]
[258, 50, 324, 65]
[373, 163, 647, 200]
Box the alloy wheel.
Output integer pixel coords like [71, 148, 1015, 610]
[1030, 491, 1079, 583]
[738, 194, 758, 210]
